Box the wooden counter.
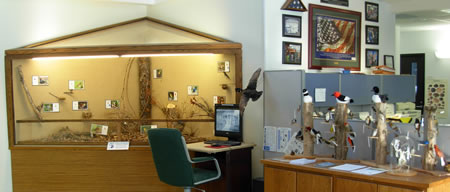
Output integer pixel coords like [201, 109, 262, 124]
[261, 159, 450, 192]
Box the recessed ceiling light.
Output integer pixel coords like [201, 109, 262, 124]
[441, 9, 450, 14]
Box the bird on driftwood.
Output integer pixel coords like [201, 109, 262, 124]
[371, 86, 389, 103]
[237, 68, 263, 115]
[303, 89, 313, 103]
[332, 91, 354, 104]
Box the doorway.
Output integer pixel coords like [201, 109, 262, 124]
[400, 53, 425, 111]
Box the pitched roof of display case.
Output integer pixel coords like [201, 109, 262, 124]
[6, 17, 241, 55]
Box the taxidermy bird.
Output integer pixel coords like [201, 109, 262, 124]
[347, 136, 355, 152]
[323, 136, 338, 147]
[332, 91, 354, 104]
[306, 127, 323, 144]
[371, 86, 389, 103]
[296, 129, 303, 141]
[303, 89, 313, 103]
[237, 68, 263, 115]
[414, 118, 421, 137]
[434, 145, 446, 167]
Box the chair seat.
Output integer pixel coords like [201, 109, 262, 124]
[193, 167, 219, 184]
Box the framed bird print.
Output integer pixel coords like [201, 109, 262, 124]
[282, 41, 302, 65]
[308, 4, 361, 71]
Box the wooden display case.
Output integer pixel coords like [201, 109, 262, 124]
[5, 17, 242, 192]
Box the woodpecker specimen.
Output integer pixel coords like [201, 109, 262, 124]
[323, 136, 338, 148]
[238, 68, 263, 115]
[295, 129, 303, 141]
[414, 118, 421, 137]
[347, 136, 355, 152]
[303, 89, 313, 103]
[306, 126, 323, 144]
[371, 86, 389, 103]
[332, 91, 354, 104]
[435, 145, 446, 167]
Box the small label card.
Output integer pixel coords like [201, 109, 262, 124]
[43, 103, 60, 112]
[32, 76, 49, 86]
[107, 141, 130, 151]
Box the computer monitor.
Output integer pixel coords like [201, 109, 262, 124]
[214, 104, 243, 142]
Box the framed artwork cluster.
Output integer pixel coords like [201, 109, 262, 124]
[364, 1, 386, 68]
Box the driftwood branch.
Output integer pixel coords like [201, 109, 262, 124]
[423, 106, 438, 171]
[334, 103, 348, 160]
[17, 65, 42, 120]
[375, 103, 388, 165]
[302, 103, 314, 156]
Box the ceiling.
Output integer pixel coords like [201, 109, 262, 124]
[384, 0, 450, 29]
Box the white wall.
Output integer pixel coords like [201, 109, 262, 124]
[147, 0, 266, 178]
[399, 28, 450, 123]
[0, 0, 147, 191]
[264, 0, 396, 73]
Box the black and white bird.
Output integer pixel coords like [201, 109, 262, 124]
[303, 89, 313, 103]
[332, 91, 354, 104]
[238, 68, 263, 115]
[371, 86, 389, 103]
[414, 118, 421, 137]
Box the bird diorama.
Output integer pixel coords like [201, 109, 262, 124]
[238, 67, 263, 115]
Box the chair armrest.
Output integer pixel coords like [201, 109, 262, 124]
[192, 156, 216, 163]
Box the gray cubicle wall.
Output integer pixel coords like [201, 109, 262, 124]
[341, 74, 382, 105]
[263, 70, 304, 159]
[305, 73, 340, 107]
[382, 75, 416, 103]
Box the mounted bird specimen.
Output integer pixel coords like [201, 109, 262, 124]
[371, 86, 389, 103]
[332, 91, 354, 104]
[238, 68, 263, 115]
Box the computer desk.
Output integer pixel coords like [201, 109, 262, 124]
[187, 142, 255, 192]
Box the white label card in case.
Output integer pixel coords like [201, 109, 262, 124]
[107, 141, 129, 150]
[69, 80, 75, 90]
[101, 125, 108, 135]
[72, 101, 79, 110]
[32, 76, 39, 85]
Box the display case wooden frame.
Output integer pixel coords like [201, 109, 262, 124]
[5, 17, 243, 149]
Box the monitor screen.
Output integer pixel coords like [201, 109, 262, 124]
[214, 104, 242, 141]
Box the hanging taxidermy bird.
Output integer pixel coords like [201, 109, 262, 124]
[303, 89, 313, 103]
[414, 118, 421, 137]
[332, 91, 354, 104]
[347, 136, 355, 152]
[371, 86, 389, 103]
[237, 68, 263, 115]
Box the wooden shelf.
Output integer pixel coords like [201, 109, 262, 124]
[16, 118, 214, 123]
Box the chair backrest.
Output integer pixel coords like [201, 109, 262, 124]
[148, 128, 194, 187]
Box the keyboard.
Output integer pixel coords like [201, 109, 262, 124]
[204, 140, 241, 146]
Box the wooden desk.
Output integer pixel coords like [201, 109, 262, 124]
[261, 159, 450, 192]
[187, 142, 255, 192]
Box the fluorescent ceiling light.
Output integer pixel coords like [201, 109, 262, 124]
[435, 50, 450, 59]
[32, 55, 119, 60]
[441, 9, 450, 14]
[121, 53, 214, 57]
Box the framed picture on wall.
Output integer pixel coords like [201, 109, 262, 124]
[366, 25, 379, 45]
[365, 2, 379, 22]
[384, 55, 394, 68]
[308, 4, 361, 70]
[282, 14, 302, 38]
[366, 49, 379, 68]
[283, 41, 302, 65]
[320, 0, 349, 7]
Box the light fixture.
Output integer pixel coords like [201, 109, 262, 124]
[435, 50, 450, 59]
[121, 53, 214, 57]
[441, 9, 450, 14]
[32, 55, 119, 60]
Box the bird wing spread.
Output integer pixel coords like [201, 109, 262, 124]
[246, 68, 261, 90]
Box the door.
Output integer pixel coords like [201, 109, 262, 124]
[400, 54, 425, 111]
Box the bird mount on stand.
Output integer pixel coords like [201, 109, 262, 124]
[335, 103, 349, 160]
[423, 106, 438, 171]
[302, 102, 314, 156]
[375, 103, 388, 165]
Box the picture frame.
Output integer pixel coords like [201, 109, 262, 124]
[365, 2, 379, 22]
[366, 25, 379, 45]
[320, 0, 349, 7]
[282, 14, 302, 38]
[283, 41, 302, 65]
[365, 49, 379, 68]
[384, 55, 394, 69]
[281, 0, 307, 12]
[308, 4, 361, 70]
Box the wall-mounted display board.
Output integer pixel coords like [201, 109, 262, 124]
[5, 17, 242, 192]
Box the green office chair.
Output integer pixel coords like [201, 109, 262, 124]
[148, 128, 221, 192]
